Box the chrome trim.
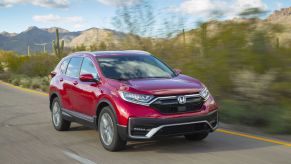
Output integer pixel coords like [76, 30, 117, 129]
[125, 93, 202, 106]
[199, 88, 210, 101]
[128, 111, 218, 139]
[117, 124, 127, 128]
[62, 108, 94, 123]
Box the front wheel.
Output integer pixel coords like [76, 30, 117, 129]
[98, 106, 127, 151]
[184, 132, 209, 141]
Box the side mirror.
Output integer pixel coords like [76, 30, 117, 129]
[174, 68, 182, 75]
[80, 74, 98, 82]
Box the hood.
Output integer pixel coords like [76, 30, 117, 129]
[122, 75, 204, 96]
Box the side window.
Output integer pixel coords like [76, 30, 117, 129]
[66, 57, 83, 78]
[80, 58, 98, 79]
[60, 58, 70, 74]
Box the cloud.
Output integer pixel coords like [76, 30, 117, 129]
[172, 0, 267, 19]
[33, 14, 85, 29]
[0, 0, 69, 8]
[96, 0, 139, 6]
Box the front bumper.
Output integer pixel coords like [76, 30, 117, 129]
[118, 110, 218, 140]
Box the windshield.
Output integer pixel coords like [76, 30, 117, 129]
[97, 55, 176, 80]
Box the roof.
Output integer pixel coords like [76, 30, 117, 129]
[92, 50, 151, 56]
[68, 50, 151, 58]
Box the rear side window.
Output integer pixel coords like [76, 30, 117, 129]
[60, 58, 70, 74]
[66, 57, 83, 78]
[80, 58, 98, 79]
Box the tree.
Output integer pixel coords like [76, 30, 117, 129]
[112, 1, 155, 50]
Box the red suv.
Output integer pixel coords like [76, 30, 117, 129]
[49, 50, 218, 151]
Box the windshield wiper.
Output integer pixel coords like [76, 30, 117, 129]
[148, 76, 171, 79]
[129, 76, 171, 80]
[113, 76, 171, 81]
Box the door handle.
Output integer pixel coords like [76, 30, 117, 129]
[60, 78, 63, 82]
[73, 81, 78, 85]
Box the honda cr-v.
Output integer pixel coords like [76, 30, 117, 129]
[49, 50, 218, 151]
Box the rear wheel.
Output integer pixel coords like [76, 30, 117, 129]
[98, 106, 127, 151]
[51, 97, 71, 131]
[184, 132, 209, 141]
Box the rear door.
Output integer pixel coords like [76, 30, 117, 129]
[58, 58, 71, 110]
[64, 57, 83, 112]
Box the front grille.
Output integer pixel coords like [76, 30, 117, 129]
[150, 96, 204, 114]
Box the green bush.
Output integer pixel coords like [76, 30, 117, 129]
[0, 63, 3, 73]
[11, 78, 20, 86]
[268, 101, 291, 134]
[17, 54, 58, 76]
[0, 72, 11, 81]
[30, 77, 42, 90]
[0, 51, 58, 77]
[19, 78, 31, 88]
[3, 74, 49, 92]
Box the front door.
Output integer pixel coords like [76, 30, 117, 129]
[76, 57, 101, 116]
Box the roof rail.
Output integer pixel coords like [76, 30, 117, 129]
[123, 50, 151, 54]
[70, 51, 96, 56]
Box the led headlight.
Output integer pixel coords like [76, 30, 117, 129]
[119, 91, 154, 105]
[200, 88, 210, 100]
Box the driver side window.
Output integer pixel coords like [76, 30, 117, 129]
[80, 58, 98, 79]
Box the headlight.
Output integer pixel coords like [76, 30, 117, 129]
[119, 91, 154, 105]
[200, 88, 210, 100]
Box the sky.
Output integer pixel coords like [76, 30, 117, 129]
[0, 0, 290, 34]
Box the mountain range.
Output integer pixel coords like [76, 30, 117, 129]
[1, 7, 291, 54]
[0, 26, 126, 54]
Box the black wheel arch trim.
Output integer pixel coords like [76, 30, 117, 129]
[49, 92, 62, 110]
[96, 98, 119, 124]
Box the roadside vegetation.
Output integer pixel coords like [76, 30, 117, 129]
[0, 3, 291, 134]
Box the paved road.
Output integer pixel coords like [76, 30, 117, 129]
[0, 83, 290, 164]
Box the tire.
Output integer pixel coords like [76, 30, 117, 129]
[98, 106, 127, 151]
[184, 132, 209, 141]
[51, 97, 71, 131]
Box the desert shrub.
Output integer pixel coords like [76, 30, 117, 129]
[10, 78, 20, 86]
[0, 51, 58, 77]
[19, 77, 31, 88]
[5, 74, 49, 92]
[0, 63, 3, 73]
[17, 54, 58, 76]
[30, 77, 42, 90]
[40, 76, 50, 86]
[0, 72, 11, 81]
[267, 101, 291, 134]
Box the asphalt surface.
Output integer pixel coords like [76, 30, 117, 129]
[0, 82, 290, 164]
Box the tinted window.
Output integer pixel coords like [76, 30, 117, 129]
[66, 57, 83, 78]
[97, 55, 175, 80]
[60, 58, 70, 74]
[80, 58, 98, 79]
